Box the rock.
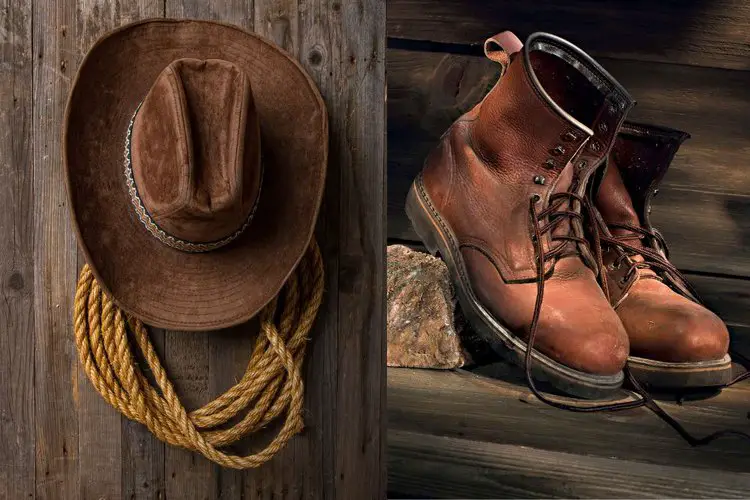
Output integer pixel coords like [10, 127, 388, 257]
[386, 245, 471, 369]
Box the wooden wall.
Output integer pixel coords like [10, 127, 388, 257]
[386, 0, 750, 348]
[0, 1, 385, 499]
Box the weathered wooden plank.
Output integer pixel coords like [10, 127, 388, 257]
[388, 368, 750, 474]
[76, 246, 122, 500]
[730, 325, 750, 359]
[71, 4, 164, 500]
[293, 3, 335, 498]
[0, 0, 34, 498]
[389, 430, 750, 499]
[387, 0, 750, 71]
[245, 2, 320, 497]
[121, 328, 166, 500]
[325, 1, 386, 497]
[386, 49, 750, 277]
[243, 1, 386, 498]
[32, 0, 81, 497]
[162, 331, 213, 500]
[208, 324, 255, 499]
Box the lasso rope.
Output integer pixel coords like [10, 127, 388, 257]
[73, 240, 324, 469]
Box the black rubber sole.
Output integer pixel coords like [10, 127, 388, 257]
[627, 354, 733, 389]
[405, 178, 624, 400]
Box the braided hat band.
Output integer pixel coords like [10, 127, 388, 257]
[124, 104, 264, 253]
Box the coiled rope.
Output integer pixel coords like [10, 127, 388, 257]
[73, 240, 324, 469]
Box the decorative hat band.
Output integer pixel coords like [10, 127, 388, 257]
[123, 104, 262, 253]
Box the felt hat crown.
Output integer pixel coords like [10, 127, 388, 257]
[127, 58, 263, 252]
[65, 19, 328, 331]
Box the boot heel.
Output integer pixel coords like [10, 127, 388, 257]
[405, 181, 441, 256]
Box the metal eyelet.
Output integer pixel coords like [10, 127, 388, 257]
[533, 175, 546, 185]
[589, 141, 601, 153]
[608, 104, 617, 115]
[597, 122, 608, 134]
[578, 160, 588, 169]
[544, 158, 556, 169]
[551, 145, 565, 156]
[531, 194, 541, 203]
[561, 131, 578, 142]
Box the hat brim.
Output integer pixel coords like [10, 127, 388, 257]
[64, 19, 328, 331]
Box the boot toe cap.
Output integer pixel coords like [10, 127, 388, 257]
[669, 311, 729, 363]
[567, 328, 629, 376]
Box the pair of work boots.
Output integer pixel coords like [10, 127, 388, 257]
[406, 31, 732, 399]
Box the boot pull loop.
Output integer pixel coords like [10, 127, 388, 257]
[484, 31, 523, 75]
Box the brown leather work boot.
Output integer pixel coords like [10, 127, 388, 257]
[593, 122, 732, 388]
[405, 31, 635, 398]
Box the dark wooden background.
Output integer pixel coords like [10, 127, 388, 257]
[0, 0, 385, 499]
[385, 1, 750, 497]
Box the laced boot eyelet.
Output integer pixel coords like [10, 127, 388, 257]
[531, 194, 541, 203]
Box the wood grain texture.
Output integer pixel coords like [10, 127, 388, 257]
[163, 331, 213, 500]
[32, 0, 81, 497]
[389, 430, 750, 499]
[324, 1, 386, 498]
[387, 0, 750, 71]
[386, 49, 750, 277]
[235, 3, 302, 497]
[75, 4, 161, 500]
[70, 5, 162, 500]
[388, 368, 750, 475]
[0, 0, 34, 498]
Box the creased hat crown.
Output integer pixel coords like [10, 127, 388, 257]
[129, 58, 262, 251]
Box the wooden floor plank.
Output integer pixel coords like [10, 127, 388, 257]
[388, 368, 750, 474]
[0, 0, 34, 497]
[389, 429, 750, 499]
[387, 0, 750, 71]
[386, 49, 750, 278]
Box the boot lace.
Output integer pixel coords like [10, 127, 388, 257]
[524, 194, 750, 446]
[601, 222, 699, 299]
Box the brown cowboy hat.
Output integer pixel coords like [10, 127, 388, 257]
[64, 19, 327, 331]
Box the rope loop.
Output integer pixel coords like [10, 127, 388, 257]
[74, 240, 324, 469]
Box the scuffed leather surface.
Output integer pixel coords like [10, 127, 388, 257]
[617, 279, 728, 362]
[420, 36, 631, 375]
[64, 19, 327, 330]
[463, 248, 628, 375]
[596, 124, 729, 362]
